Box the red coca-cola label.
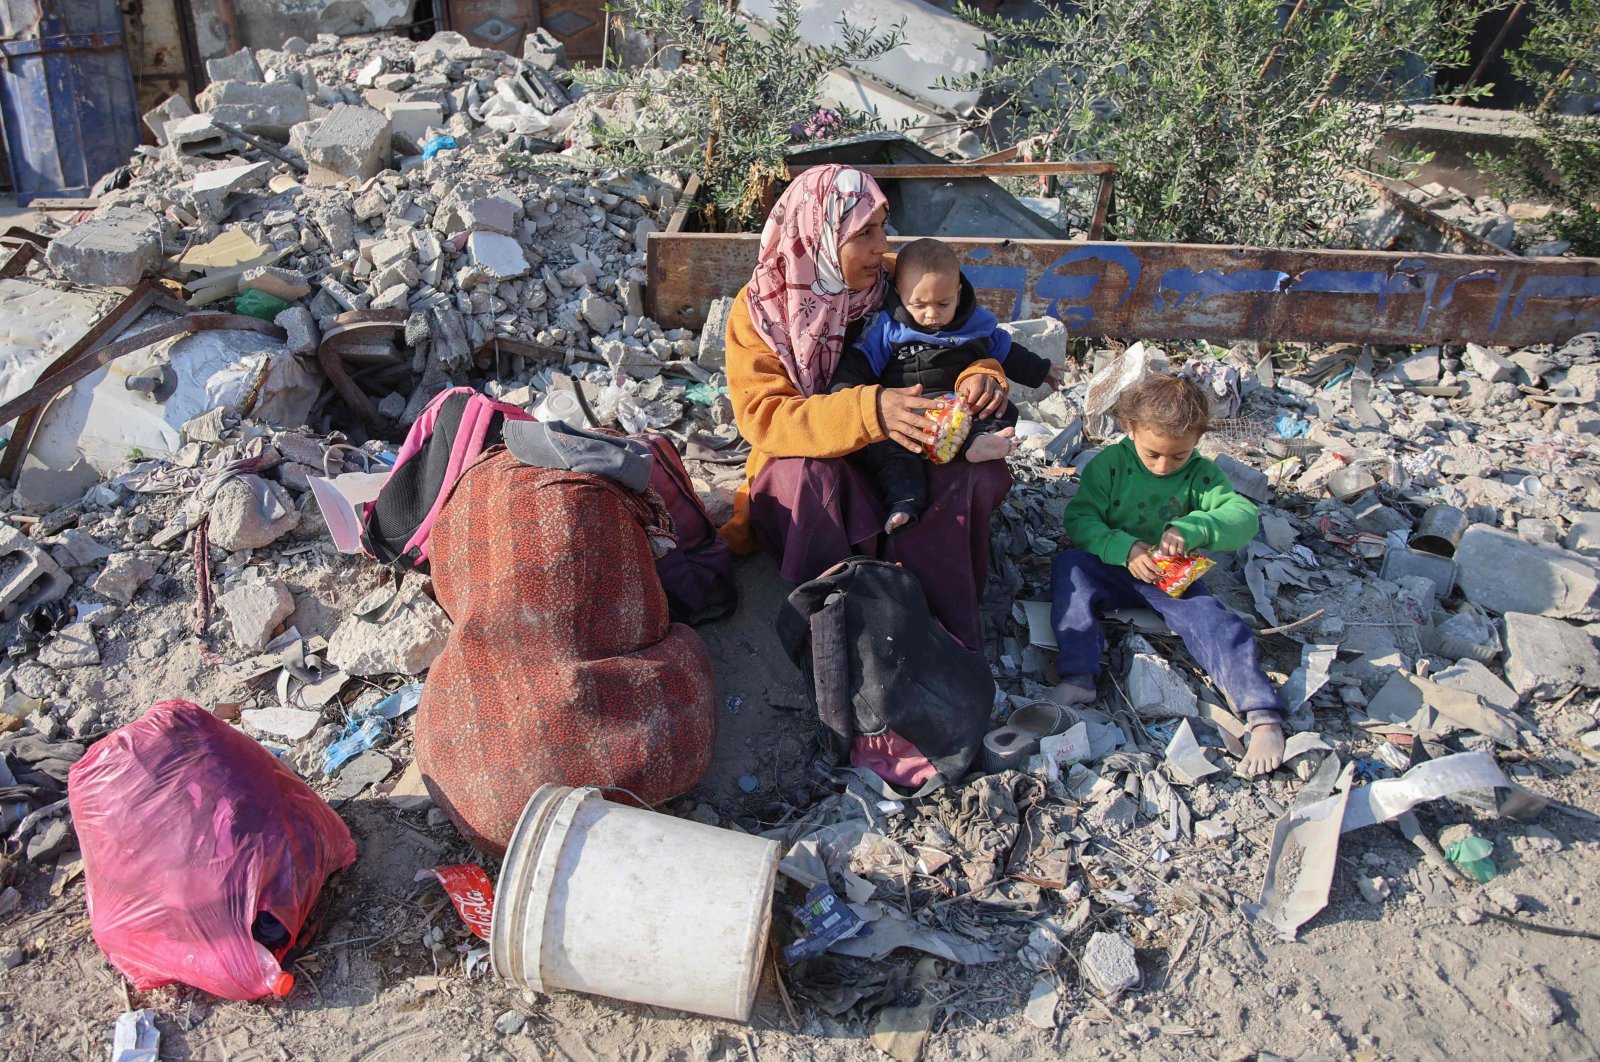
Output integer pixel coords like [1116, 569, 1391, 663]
[427, 864, 495, 940]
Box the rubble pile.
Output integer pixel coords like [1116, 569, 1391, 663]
[1346, 180, 1572, 256]
[39, 30, 717, 438]
[0, 27, 1596, 1052]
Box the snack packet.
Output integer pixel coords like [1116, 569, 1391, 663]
[923, 395, 972, 464]
[1154, 555, 1214, 597]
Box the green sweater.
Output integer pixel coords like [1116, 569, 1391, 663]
[1062, 437, 1260, 566]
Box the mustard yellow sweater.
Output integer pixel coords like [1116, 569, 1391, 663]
[720, 285, 1008, 552]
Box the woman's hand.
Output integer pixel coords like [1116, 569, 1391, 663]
[877, 385, 942, 453]
[1045, 363, 1066, 390]
[957, 374, 1008, 418]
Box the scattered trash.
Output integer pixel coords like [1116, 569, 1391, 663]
[322, 683, 423, 776]
[110, 1009, 160, 1062]
[784, 883, 868, 962]
[420, 864, 496, 940]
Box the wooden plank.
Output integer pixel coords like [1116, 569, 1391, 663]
[646, 232, 1600, 346]
[782, 161, 1118, 180]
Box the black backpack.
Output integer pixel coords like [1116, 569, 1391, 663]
[775, 557, 993, 795]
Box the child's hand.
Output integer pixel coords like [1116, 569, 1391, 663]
[956, 374, 1008, 418]
[1127, 543, 1164, 583]
[1045, 363, 1066, 390]
[1156, 528, 1187, 558]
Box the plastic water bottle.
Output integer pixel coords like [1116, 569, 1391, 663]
[253, 942, 295, 998]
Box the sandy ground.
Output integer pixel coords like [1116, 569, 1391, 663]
[2, 553, 1598, 1062]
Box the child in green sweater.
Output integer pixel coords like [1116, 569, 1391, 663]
[1051, 374, 1286, 776]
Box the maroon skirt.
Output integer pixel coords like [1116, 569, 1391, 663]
[748, 455, 1011, 650]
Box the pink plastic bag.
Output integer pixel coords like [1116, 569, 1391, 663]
[68, 700, 357, 1000]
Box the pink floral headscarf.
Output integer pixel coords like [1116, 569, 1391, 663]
[746, 165, 889, 397]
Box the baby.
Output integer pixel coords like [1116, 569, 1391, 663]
[829, 238, 1061, 534]
[1050, 373, 1287, 776]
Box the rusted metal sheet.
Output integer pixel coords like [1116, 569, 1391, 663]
[646, 233, 1600, 346]
[783, 161, 1118, 180]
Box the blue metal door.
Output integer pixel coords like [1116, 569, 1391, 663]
[0, 0, 140, 203]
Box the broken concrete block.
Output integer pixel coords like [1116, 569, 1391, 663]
[1081, 932, 1139, 997]
[197, 80, 311, 138]
[1465, 342, 1517, 383]
[467, 231, 529, 279]
[634, 217, 659, 255]
[0, 525, 71, 618]
[523, 26, 567, 68]
[38, 622, 99, 669]
[327, 592, 451, 676]
[580, 294, 620, 336]
[205, 47, 262, 84]
[50, 528, 112, 569]
[242, 705, 323, 741]
[1000, 316, 1068, 403]
[1378, 349, 1440, 385]
[1195, 818, 1234, 844]
[275, 306, 320, 356]
[304, 104, 392, 184]
[1213, 453, 1270, 504]
[1503, 612, 1600, 701]
[385, 100, 444, 148]
[90, 552, 159, 605]
[1566, 512, 1600, 555]
[218, 579, 295, 651]
[1127, 651, 1197, 718]
[241, 265, 311, 301]
[143, 93, 194, 145]
[209, 475, 300, 552]
[698, 296, 734, 370]
[164, 112, 233, 155]
[1432, 659, 1519, 711]
[1456, 525, 1600, 620]
[188, 161, 271, 217]
[45, 208, 162, 288]
[465, 197, 516, 235]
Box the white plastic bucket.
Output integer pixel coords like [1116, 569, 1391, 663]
[491, 785, 780, 1022]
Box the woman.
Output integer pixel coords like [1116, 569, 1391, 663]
[720, 165, 1012, 650]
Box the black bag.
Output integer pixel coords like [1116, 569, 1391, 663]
[775, 557, 993, 794]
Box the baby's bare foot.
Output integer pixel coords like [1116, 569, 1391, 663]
[885, 510, 913, 535]
[1239, 723, 1286, 777]
[965, 427, 1015, 462]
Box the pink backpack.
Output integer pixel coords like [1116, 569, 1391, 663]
[361, 387, 531, 572]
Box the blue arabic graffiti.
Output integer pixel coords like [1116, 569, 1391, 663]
[954, 245, 1600, 338]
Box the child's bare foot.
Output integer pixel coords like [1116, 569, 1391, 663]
[1239, 723, 1286, 777]
[965, 427, 1015, 462]
[885, 510, 913, 535]
[1049, 677, 1097, 705]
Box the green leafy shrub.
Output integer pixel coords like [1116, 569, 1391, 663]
[942, 0, 1492, 247]
[574, 0, 901, 228]
[1476, 0, 1600, 255]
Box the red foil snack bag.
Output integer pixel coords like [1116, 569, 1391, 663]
[1154, 555, 1214, 597]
